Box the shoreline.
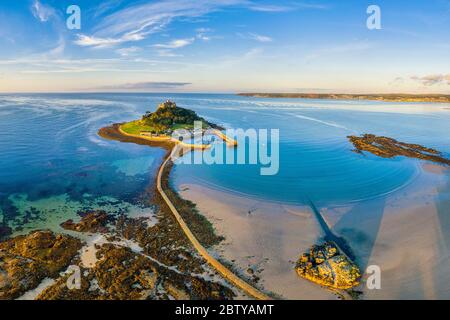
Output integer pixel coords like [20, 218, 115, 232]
[238, 93, 450, 104]
[175, 162, 450, 299]
[101, 121, 450, 299]
[178, 182, 339, 300]
[98, 123, 270, 299]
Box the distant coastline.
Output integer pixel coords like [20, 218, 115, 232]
[238, 93, 450, 103]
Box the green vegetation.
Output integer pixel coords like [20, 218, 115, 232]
[120, 120, 156, 135]
[121, 100, 213, 135]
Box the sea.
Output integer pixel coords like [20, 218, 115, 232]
[0, 93, 449, 235]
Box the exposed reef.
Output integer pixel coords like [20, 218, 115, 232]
[38, 242, 234, 300]
[0, 230, 82, 299]
[61, 210, 112, 233]
[295, 242, 361, 290]
[0, 210, 235, 300]
[348, 134, 450, 166]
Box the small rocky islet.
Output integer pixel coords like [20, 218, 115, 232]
[348, 134, 450, 166]
[295, 242, 361, 290]
[60, 210, 112, 233]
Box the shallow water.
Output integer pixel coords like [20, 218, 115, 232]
[0, 93, 449, 230]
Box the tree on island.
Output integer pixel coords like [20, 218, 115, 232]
[141, 100, 207, 133]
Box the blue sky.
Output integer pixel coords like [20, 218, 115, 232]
[0, 0, 449, 93]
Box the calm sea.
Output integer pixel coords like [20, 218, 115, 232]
[0, 93, 449, 233]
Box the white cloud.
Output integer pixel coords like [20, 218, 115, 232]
[248, 2, 328, 12]
[95, 81, 191, 90]
[154, 38, 195, 49]
[196, 27, 213, 33]
[156, 50, 183, 57]
[196, 28, 214, 41]
[31, 0, 56, 22]
[75, 0, 245, 48]
[237, 32, 273, 42]
[411, 74, 450, 86]
[115, 46, 142, 56]
[75, 0, 303, 48]
[46, 36, 65, 56]
[74, 34, 145, 48]
[247, 4, 294, 12]
[248, 33, 272, 42]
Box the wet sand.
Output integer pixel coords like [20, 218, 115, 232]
[178, 163, 450, 299]
[328, 163, 450, 299]
[179, 183, 337, 299]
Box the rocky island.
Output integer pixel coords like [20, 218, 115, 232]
[120, 100, 222, 136]
[295, 242, 361, 291]
[348, 134, 450, 166]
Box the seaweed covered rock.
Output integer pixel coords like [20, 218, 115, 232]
[61, 210, 111, 233]
[38, 243, 234, 300]
[0, 230, 82, 299]
[295, 242, 360, 290]
[348, 134, 450, 166]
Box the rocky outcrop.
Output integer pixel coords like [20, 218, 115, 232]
[0, 230, 82, 299]
[61, 210, 111, 233]
[348, 134, 450, 166]
[295, 242, 361, 290]
[37, 243, 234, 300]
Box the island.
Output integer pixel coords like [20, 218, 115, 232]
[348, 134, 450, 166]
[117, 100, 236, 149]
[238, 93, 450, 103]
[121, 100, 221, 135]
[99, 101, 267, 300]
[0, 100, 249, 301]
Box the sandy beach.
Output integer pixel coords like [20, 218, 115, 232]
[179, 183, 338, 299]
[178, 163, 450, 299]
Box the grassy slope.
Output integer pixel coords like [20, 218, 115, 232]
[121, 120, 209, 135]
[120, 120, 156, 134]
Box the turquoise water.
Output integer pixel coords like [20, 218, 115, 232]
[0, 93, 449, 232]
[171, 95, 450, 206]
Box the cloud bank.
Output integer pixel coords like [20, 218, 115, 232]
[411, 74, 450, 86]
[95, 81, 192, 90]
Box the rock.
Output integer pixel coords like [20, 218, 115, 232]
[37, 242, 234, 300]
[164, 282, 190, 300]
[0, 230, 82, 299]
[348, 134, 450, 166]
[61, 210, 111, 233]
[295, 241, 360, 290]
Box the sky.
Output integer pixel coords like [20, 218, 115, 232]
[0, 0, 449, 93]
